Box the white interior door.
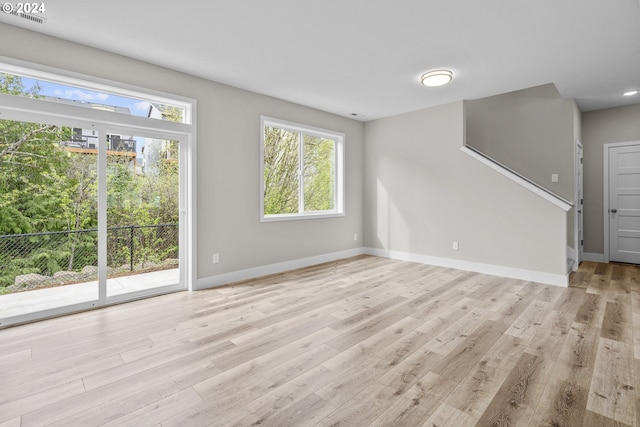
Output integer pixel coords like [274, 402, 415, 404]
[608, 143, 640, 264]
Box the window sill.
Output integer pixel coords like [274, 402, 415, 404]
[260, 212, 345, 223]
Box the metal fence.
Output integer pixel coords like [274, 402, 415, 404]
[0, 223, 178, 294]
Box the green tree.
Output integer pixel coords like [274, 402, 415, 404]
[105, 140, 179, 269]
[263, 126, 299, 214]
[154, 141, 180, 222]
[303, 135, 335, 211]
[0, 74, 181, 292]
[263, 127, 335, 215]
[0, 74, 74, 234]
[151, 103, 183, 123]
[0, 74, 85, 289]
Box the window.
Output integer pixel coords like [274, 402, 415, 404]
[0, 61, 195, 327]
[261, 116, 344, 221]
[0, 67, 189, 123]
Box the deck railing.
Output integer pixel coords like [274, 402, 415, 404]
[0, 223, 178, 294]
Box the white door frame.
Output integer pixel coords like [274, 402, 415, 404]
[0, 95, 196, 327]
[574, 139, 583, 270]
[100, 125, 189, 304]
[603, 140, 640, 263]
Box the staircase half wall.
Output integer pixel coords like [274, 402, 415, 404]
[363, 101, 570, 286]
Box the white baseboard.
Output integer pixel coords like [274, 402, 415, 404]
[196, 246, 570, 290]
[195, 247, 366, 290]
[365, 247, 569, 287]
[582, 252, 606, 263]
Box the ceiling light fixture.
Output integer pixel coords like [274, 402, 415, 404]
[622, 90, 639, 96]
[420, 69, 453, 87]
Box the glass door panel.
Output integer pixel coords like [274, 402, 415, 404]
[105, 133, 181, 299]
[0, 119, 99, 322]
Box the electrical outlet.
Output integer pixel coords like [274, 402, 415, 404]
[212, 253, 219, 264]
[551, 173, 559, 183]
[452, 241, 459, 251]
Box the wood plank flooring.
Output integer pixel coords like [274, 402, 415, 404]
[1, 255, 639, 426]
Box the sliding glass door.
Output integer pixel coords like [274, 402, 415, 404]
[0, 118, 100, 322]
[0, 66, 193, 327]
[105, 130, 182, 300]
[0, 121, 186, 326]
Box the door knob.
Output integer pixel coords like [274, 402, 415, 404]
[611, 209, 618, 213]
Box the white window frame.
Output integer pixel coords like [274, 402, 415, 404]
[260, 116, 345, 222]
[0, 58, 197, 327]
[0, 58, 193, 124]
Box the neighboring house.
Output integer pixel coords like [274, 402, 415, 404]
[54, 100, 137, 161]
[140, 104, 172, 176]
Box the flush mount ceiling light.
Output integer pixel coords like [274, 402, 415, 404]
[420, 69, 453, 87]
[622, 90, 639, 96]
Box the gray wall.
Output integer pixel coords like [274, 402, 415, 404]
[0, 24, 364, 281]
[581, 104, 640, 255]
[465, 84, 576, 202]
[363, 101, 567, 275]
[0, 23, 578, 283]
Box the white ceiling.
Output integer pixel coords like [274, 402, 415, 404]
[1, 0, 639, 121]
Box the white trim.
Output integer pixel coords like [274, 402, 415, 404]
[567, 245, 577, 272]
[602, 140, 640, 264]
[100, 124, 192, 294]
[260, 212, 345, 222]
[186, 129, 197, 292]
[0, 286, 184, 328]
[575, 139, 583, 266]
[460, 146, 573, 212]
[260, 115, 345, 222]
[0, 300, 99, 328]
[0, 57, 194, 124]
[196, 247, 569, 290]
[196, 248, 365, 290]
[583, 252, 606, 263]
[0, 62, 197, 324]
[365, 247, 569, 287]
[97, 126, 107, 303]
[604, 144, 611, 262]
[0, 93, 191, 134]
[261, 116, 344, 140]
[105, 284, 183, 305]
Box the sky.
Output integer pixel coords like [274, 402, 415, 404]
[21, 77, 153, 117]
[18, 77, 164, 159]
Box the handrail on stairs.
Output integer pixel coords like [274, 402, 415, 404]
[460, 144, 573, 212]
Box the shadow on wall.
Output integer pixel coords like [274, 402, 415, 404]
[374, 179, 408, 252]
[364, 101, 568, 280]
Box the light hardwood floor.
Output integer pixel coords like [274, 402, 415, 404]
[0, 255, 639, 426]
